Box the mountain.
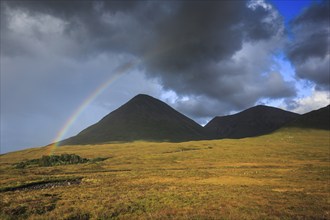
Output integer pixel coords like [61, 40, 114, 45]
[58, 94, 328, 146]
[59, 94, 208, 145]
[204, 105, 300, 139]
[286, 105, 330, 130]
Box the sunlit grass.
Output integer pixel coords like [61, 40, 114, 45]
[0, 128, 329, 219]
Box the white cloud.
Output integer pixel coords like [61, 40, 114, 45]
[8, 9, 65, 35]
[289, 90, 330, 114]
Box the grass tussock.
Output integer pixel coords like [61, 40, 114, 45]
[0, 128, 329, 219]
[14, 154, 108, 168]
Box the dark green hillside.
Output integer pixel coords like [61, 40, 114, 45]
[58, 94, 328, 145]
[205, 105, 299, 139]
[287, 105, 329, 130]
[59, 94, 208, 145]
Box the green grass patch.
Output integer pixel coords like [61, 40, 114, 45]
[14, 154, 109, 168]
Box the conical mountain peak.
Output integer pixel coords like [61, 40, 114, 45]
[124, 94, 168, 109]
[59, 94, 208, 145]
[128, 94, 156, 103]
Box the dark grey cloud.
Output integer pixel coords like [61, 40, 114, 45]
[142, 1, 294, 112]
[1, 0, 300, 152]
[287, 1, 330, 90]
[143, 1, 281, 71]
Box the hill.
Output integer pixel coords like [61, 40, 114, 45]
[286, 105, 330, 130]
[204, 105, 299, 139]
[59, 94, 208, 145]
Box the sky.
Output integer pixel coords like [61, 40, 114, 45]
[1, 0, 329, 153]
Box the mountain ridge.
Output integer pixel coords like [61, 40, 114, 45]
[58, 94, 329, 145]
[204, 105, 300, 139]
[285, 105, 329, 130]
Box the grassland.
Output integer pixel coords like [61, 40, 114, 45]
[0, 128, 329, 219]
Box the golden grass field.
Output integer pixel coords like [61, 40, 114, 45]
[0, 128, 329, 219]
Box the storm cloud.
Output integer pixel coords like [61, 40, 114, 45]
[287, 1, 330, 90]
[1, 0, 295, 105]
[1, 0, 328, 152]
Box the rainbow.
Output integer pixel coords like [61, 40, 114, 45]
[48, 40, 180, 155]
[48, 60, 136, 155]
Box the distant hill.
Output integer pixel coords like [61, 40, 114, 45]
[59, 94, 208, 145]
[286, 105, 330, 130]
[204, 105, 300, 139]
[58, 94, 329, 146]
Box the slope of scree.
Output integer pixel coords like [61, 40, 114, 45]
[59, 94, 209, 145]
[286, 105, 330, 130]
[205, 105, 300, 139]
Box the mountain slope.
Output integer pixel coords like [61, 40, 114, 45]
[286, 105, 329, 130]
[205, 105, 300, 139]
[59, 94, 208, 145]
